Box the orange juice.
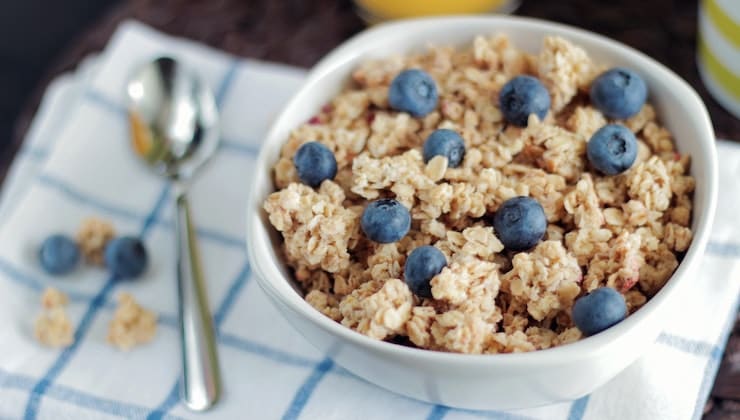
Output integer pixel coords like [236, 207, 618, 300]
[356, 0, 516, 21]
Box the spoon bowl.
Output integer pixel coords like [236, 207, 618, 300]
[128, 57, 220, 180]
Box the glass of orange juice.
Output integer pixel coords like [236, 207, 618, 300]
[355, 0, 520, 22]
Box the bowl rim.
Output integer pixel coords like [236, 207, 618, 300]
[246, 14, 718, 367]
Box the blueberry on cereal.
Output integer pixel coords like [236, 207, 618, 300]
[293, 141, 338, 188]
[423, 129, 466, 168]
[587, 124, 638, 175]
[572, 287, 627, 336]
[39, 234, 80, 275]
[105, 236, 148, 279]
[492, 197, 547, 251]
[590, 67, 647, 119]
[388, 69, 438, 117]
[361, 199, 411, 244]
[499, 75, 550, 127]
[404, 246, 447, 298]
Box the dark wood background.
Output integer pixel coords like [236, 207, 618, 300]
[5, 0, 740, 417]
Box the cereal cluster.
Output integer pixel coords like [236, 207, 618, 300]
[107, 293, 158, 351]
[264, 35, 694, 353]
[33, 287, 157, 351]
[34, 288, 74, 348]
[77, 217, 116, 266]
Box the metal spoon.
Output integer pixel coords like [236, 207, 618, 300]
[126, 57, 221, 411]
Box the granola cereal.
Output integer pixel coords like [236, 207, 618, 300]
[77, 217, 116, 265]
[34, 287, 73, 348]
[41, 287, 69, 309]
[107, 293, 157, 351]
[263, 34, 694, 353]
[338, 278, 413, 340]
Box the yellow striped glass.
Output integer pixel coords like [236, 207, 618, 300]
[698, 0, 740, 118]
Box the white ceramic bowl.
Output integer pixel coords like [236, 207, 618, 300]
[246, 16, 717, 410]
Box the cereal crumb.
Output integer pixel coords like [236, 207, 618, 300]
[107, 293, 157, 351]
[623, 104, 656, 133]
[664, 223, 693, 252]
[264, 182, 357, 274]
[584, 232, 643, 292]
[564, 173, 604, 228]
[306, 290, 342, 321]
[339, 279, 413, 340]
[565, 106, 606, 139]
[502, 241, 582, 321]
[426, 254, 502, 353]
[431, 255, 500, 305]
[521, 116, 586, 181]
[77, 217, 116, 265]
[625, 289, 648, 313]
[406, 306, 436, 348]
[436, 226, 504, 261]
[431, 309, 496, 353]
[639, 244, 679, 296]
[34, 288, 73, 348]
[554, 327, 583, 346]
[627, 156, 672, 212]
[41, 287, 69, 309]
[488, 330, 536, 353]
[537, 36, 595, 112]
[35, 307, 74, 348]
[425, 155, 449, 181]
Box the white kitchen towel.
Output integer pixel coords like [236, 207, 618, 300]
[0, 20, 738, 420]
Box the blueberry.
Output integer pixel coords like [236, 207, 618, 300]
[404, 246, 447, 298]
[104, 236, 148, 279]
[39, 234, 79, 275]
[388, 69, 438, 117]
[587, 124, 638, 175]
[361, 199, 411, 243]
[590, 67, 647, 119]
[423, 129, 466, 168]
[293, 141, 337, 188]
[572, 287, 627, 336]
[492, 197, 547, 251]
[499, 75, 551, 127]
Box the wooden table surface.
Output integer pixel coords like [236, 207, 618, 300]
[9, 0, 740, 417]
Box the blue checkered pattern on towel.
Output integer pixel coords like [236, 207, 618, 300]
[0, 21, 738, 420]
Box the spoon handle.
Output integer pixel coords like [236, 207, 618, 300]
[174, 189, 221, 411]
